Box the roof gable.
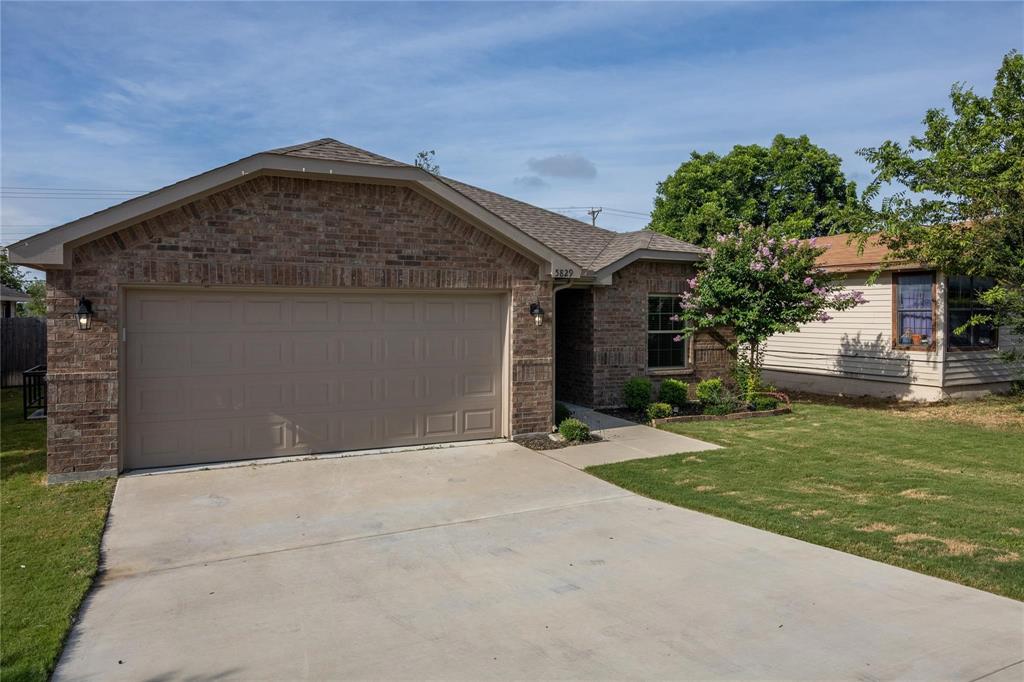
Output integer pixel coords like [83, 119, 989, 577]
[7, 137, 704, 278]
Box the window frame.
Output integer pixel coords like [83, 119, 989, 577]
[946, 274, 999, 352]
[891, 270, 937, 352]
[646, 293, 690, 371]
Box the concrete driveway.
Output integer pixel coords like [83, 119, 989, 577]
[57, 442, 1023, 681]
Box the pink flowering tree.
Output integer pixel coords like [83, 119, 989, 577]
[676, 225, 867, 402]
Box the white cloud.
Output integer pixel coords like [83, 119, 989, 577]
[527, 154, 597, 180]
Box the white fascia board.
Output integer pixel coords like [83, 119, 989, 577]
[591, 249, 706, 285]
[6, 154, 574, 275]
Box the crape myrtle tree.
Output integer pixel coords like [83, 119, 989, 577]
[858, 50, 1024, 350]
[675, 225, 867, 402]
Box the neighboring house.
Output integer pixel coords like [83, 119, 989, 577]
[762, 233, 1021, 401]
[1, 284, 30, 317]
[8, 138, 728, 482]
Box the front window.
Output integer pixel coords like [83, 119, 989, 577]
[647, 295, 686, 368]
[947, 275, 997, 350]
[894, 272, 934, 350]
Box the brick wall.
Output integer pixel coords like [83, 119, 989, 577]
[588, 261, 733, 408]
[45, 176, 553, 479]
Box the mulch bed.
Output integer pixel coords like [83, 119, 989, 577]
[600, 402, 703, 425]
[513, 433, 603, 451]
[600, 393, 793, 426]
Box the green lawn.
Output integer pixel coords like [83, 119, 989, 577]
[1, 389, 115, 681]
[588, 400, 1024, 601]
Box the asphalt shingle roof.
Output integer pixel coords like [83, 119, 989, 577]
[268, 138, 704, 271]
[267, 138, 412, 167]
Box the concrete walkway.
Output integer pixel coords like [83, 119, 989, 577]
[545, 403, 718, 468]
[55, 442, 1023, 681]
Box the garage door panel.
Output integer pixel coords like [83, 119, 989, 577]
[463, 372, 497, 397]
[464, 409, 497, 434]
[243, 298, 287, 326]
[190, 337, 236, 370]
[464, 300, 499, 327]
[382, 412, 418, 440]
[337, 334, 375, 366]
[463, 333, 500, 363]
[295, 380, 332, 407]
[425, 412, 458, 437]
[338, 374, 375, 404]
[133, 378, 185, 418]
[381, 336, 419, 365]
[125, 291, 506, 470]
[189, 382, 236, 414]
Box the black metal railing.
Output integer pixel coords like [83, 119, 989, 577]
[23, 365, 46, 420]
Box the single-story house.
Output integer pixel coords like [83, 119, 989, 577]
[1, 284, 31, 317]
[762, 233, 1022, 401]
[8, 138, 731, 482]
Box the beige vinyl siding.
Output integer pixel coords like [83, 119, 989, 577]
[944, 329, 1023, 387]
[763, 272, 943, 389]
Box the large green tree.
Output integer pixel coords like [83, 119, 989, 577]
[649, 134, 871, 246]
[1, 249, 28, 292]
[859, 50, 1024, 345]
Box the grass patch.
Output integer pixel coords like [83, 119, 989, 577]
[588, 400, 1024, 600]
[1, 389, 115, 681]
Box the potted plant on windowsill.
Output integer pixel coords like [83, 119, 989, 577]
[911, 333, 923, 346]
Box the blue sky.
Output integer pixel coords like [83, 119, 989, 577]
[2, 1, 1021, 247]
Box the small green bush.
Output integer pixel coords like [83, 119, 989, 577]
[622, 377, 652, 412]
[750, 395, 780, 411]
[558, 418, 590, 443]
[555, 402, 572, 426]
[695, 378, 726, 406]
[646, 402, 673, 420]
[658, 379, 689, 408]
[696, 377, 740, 415]
[703, 402, 735, 416]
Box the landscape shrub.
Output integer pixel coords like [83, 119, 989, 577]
[695, 378, 726, 406]
[750, 394, 780, 411]
[558, 418, 590, 443]
[622, 377, 652, 412]
[555, 402, 572, 426]
[696, 377, 740, 415]
[703, 402, 735, 416]
[657, 379, 689, 408]
[646, 402, 673, 420]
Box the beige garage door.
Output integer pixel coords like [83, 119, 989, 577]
[124, 290, 506, 470]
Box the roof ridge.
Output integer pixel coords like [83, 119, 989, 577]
[439, 176, 617, 235]
[266, 138, 337, 154]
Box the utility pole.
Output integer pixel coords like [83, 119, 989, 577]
[586, 207, 602, 226]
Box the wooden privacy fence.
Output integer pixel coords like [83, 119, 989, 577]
[1, 317, 47, 387]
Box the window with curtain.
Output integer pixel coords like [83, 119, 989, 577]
[647, 295, 687, 368]
[894, 272, 934, 349]
[947, 275, 997, 349]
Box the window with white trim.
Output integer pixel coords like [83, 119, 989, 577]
[647, 295, 686, 368]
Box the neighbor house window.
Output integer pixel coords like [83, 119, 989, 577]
[893, 272, 935, 350]
[648, 295, 686, 368]
[947, 275, 997, 350]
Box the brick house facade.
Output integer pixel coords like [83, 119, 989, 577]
[10, 139, 729, 482]
[556, 261, 732, 408]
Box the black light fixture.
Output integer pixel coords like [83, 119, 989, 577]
[76, 297, 94, 331]
[529, 302, 544, 326]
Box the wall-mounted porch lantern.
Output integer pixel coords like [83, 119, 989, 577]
[529, 302, 545, 326]
[76, 297, 94, 331]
